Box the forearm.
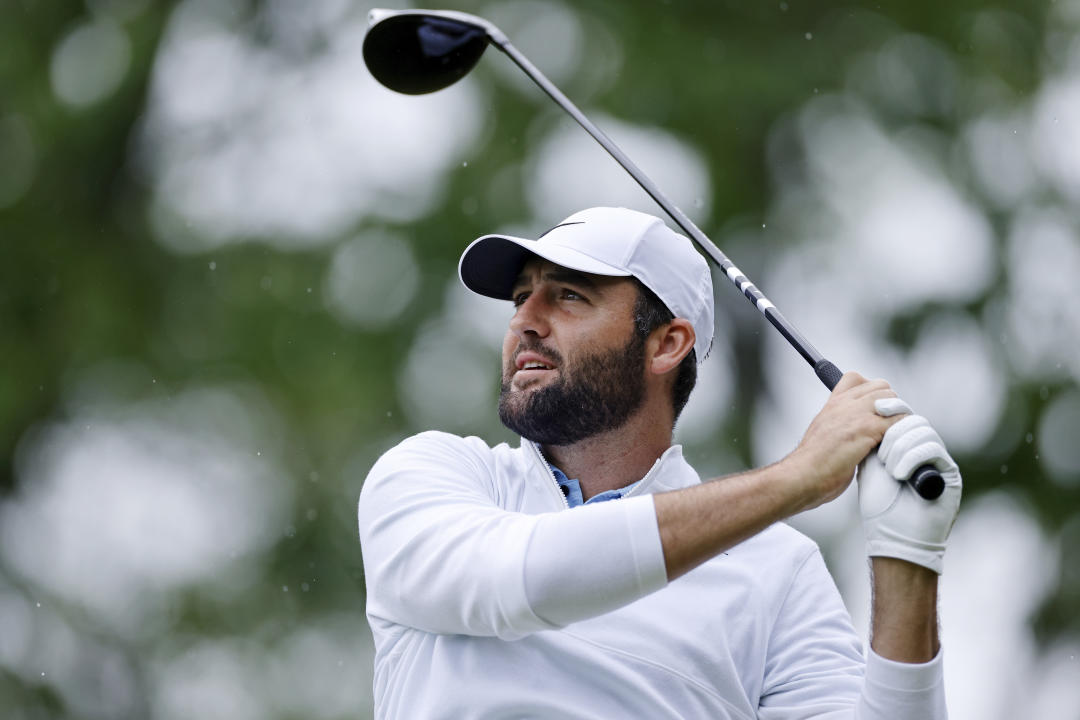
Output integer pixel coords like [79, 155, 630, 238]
[654, 460, 810, 580]
[656, 374, 908, 581]
[870, 557, 940, 663]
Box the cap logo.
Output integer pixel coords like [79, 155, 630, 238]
[458, 207, 715, 364]
[537, 221, 584, 239]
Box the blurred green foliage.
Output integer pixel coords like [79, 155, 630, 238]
[1, 0, 1076, 717]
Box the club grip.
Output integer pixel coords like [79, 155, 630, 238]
[814, 359, 945, 500]
[814, 359, 844, 390]
[908, 464, 945, 500]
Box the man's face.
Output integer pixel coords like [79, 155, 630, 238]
[498, 259, 647, 445]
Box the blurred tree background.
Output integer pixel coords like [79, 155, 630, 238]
[2, 0, 1078, 717]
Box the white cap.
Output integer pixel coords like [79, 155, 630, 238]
[458, 207, 714, 362]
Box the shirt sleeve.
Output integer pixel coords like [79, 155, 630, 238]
[758, 548, 947, 719]
[357, 432, 669, 641]
[857, 647, 947, 720]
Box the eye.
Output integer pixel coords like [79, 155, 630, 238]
[560, 288, 586, 302]
[512, 291, 530, 307]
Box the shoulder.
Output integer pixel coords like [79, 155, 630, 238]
[732, 522, 821, 575]
[726, 525, 848, 639]
[363, 431, 524, 495]
[379, 430, 496, 460]
[367, 431, 506, 478]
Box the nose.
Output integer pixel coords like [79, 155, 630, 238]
[508, 290, 551, 340]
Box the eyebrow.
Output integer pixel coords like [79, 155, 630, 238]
[507, 266, 604, 293]
[543, 269, 600, 288]
[512, 267, 601, 291]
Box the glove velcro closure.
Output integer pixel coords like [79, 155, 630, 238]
[866, 529, 945, 574]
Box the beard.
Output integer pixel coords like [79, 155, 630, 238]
[498, 332, 647, 446]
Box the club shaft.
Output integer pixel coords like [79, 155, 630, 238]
[486, 32, 943, 500]
[492, 38, 827, 372]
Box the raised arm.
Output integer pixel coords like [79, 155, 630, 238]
[654, 372, 960, 718]
[654, 373, 904, 581]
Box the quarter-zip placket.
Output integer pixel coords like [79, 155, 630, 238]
[529, 441, 676, 508]
[529, 442, 570, 509]
[620, 452, 668, 499]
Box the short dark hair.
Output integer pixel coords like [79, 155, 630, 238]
[632, 280, 697, 422]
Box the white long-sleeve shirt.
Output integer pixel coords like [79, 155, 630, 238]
[357, 431, 947, 719]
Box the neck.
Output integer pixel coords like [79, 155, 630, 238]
[540, 403, 674, 501]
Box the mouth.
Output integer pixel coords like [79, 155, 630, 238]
[514, 351, 558, 372]
[509, 351, 559, 387]
[519, 360, 554, 371]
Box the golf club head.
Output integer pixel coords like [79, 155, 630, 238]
[364, 9, 492, 95]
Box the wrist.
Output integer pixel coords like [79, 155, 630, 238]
[872, 556, 938, 592]
[870, 557, 940, 663]
[775, 450, 831, 515]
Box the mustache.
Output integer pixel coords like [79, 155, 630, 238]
[508, 341, 564, 370]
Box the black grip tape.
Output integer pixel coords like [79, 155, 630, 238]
[814, 359, 844, 391]
[909, 464, 946, 500]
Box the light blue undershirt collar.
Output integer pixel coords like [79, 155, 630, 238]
[549, 465, 642, 508]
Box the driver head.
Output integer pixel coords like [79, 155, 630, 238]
[363, 10, 491, 95]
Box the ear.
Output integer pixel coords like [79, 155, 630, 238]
[647, 318, 696, 376]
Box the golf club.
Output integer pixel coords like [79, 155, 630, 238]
[362, 8, 945, 501]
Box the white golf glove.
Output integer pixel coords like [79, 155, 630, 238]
[857, 397, 962, 574]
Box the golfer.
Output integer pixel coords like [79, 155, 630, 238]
[358, 207, 961, 718]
